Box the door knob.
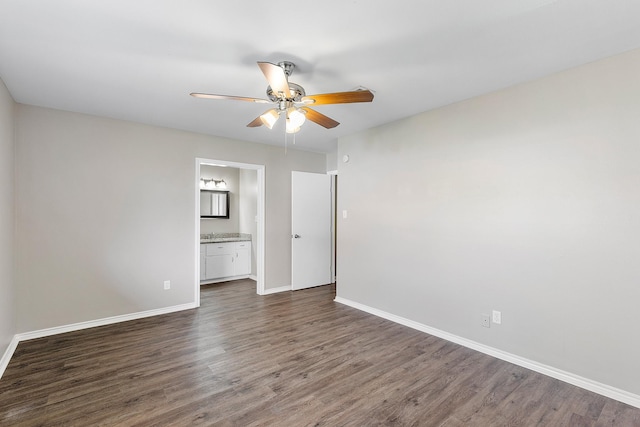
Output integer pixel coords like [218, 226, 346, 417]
[293, 234, 301, 238]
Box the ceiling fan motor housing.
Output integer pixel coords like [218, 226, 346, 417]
[266, 82, 306, 104]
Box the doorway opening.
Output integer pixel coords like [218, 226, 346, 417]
[195, 158, 265, 307]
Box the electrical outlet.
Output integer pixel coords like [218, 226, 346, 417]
[163, 280, 171, 290]
[481, 314, 491, 328]
[492, 310, 502, 325]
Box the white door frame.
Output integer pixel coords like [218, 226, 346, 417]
[327, 170, 337, 283]
[195, 158, 266, 306]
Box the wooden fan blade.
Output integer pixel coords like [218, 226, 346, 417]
[247, 108, 281, 128]
[301, 89, 374, 105]
[247, 116, 264, 127]
[190, 93, 270, 103]
[301, 107, 340, 129]
[257, 62, 291, 98]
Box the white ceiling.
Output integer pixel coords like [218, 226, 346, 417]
[2, 0, 640, 153]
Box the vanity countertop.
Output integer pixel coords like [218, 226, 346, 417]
[200, 233, 252, 244]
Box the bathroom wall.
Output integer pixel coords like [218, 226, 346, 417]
[200, 165, 239, 235]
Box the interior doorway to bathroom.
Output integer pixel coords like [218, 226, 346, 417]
[195, 158, 265, 307]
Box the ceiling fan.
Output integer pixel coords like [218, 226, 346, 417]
[190, 61, 374, 134]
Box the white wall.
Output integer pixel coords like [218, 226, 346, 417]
[200, 165, 239, 234]
[15, 105, 326, 333]
[0, 78, 15, 359]
[337, 48, 640, 397]
[239, 168, 258, 275]
[326, 147, 338, 172]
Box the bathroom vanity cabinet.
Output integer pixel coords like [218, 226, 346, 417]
[200, 240, 251, 282]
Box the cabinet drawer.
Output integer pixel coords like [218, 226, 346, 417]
[205, 242, 233, 256]
[235, 241, 250, 250]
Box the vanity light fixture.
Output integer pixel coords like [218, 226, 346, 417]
[200, 178, 227, 189]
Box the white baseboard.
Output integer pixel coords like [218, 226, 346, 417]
[260, 285, 291, 295]
[0, 335, 20, 379]
[16, 302, 197, 342]
[0, 302, 197, 381]
[200, 275, 250, 286]
[334, 296, 640, 409]
[249, 274, 258, 281]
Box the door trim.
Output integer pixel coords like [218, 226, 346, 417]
[195, 158, 266, 306]
[328, 170, 337, 284]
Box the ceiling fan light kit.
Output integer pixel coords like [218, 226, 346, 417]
[259, 109, 279, 129]
[286, 107, 306, 134]
[191, 61, 374, 137]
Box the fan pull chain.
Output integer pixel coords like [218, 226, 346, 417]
[283, 121, 288, 155]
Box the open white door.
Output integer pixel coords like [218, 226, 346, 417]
[291, 171, 332, 290]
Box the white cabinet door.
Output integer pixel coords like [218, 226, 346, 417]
[205, 254, 234, 279]
[235, 242, 251, 276]
[203, 243, 234, 279]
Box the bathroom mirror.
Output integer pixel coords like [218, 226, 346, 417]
[200, 190, 229, 219]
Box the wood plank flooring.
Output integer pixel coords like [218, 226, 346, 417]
[1, 279, 639, 426]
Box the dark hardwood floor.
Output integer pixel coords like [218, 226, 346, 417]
[1, 279, 639, 426]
